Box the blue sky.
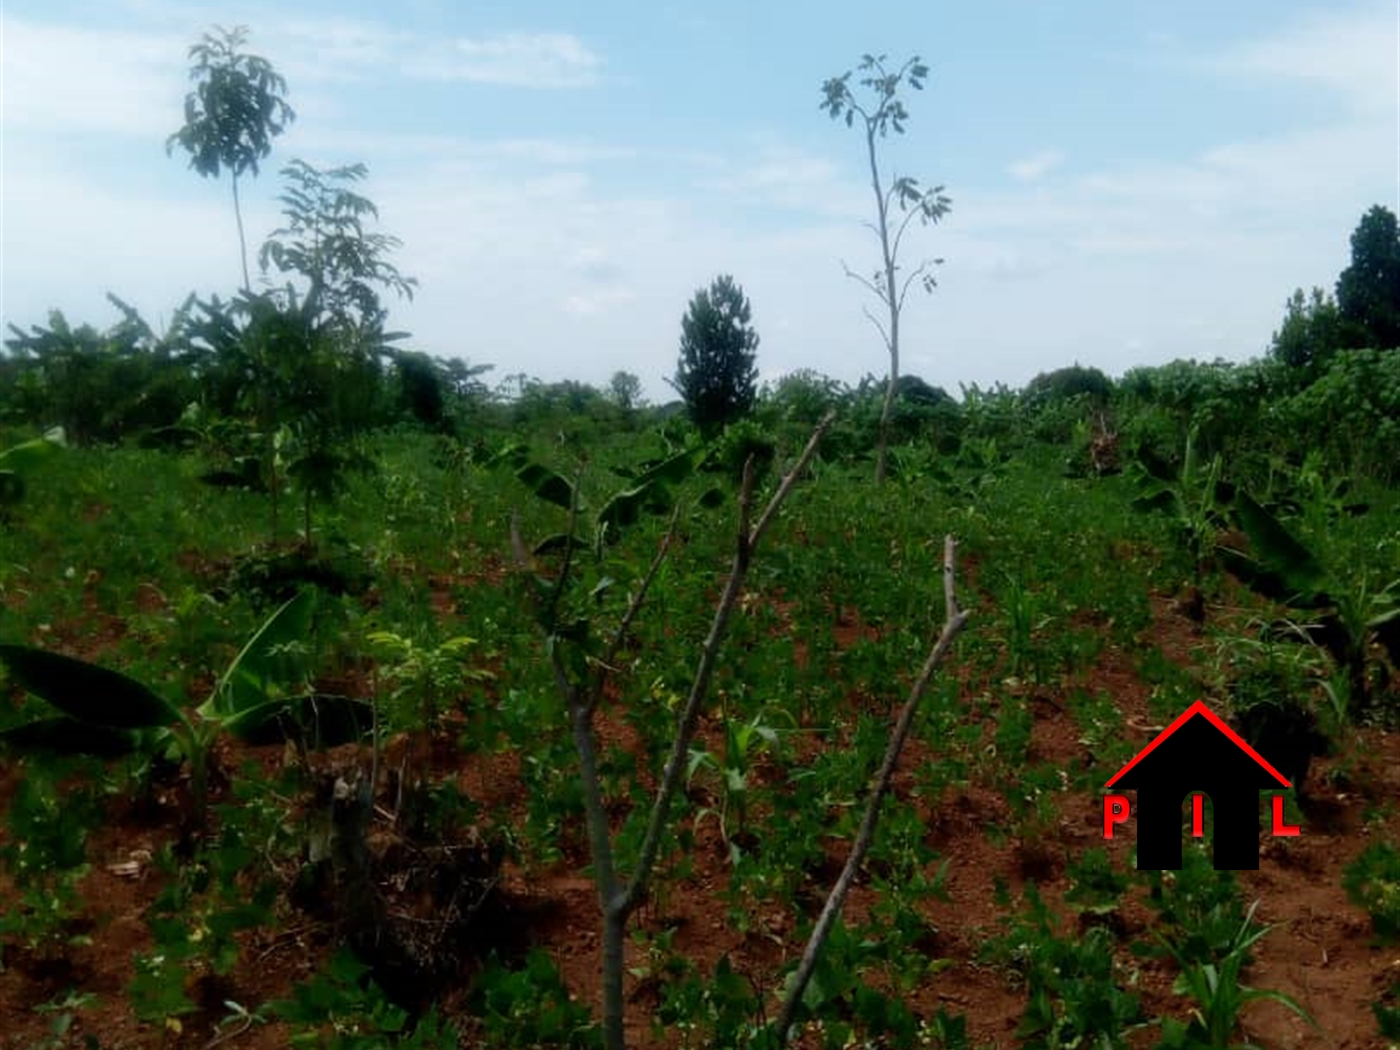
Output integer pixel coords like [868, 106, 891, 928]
[2, 0, 1397, 401]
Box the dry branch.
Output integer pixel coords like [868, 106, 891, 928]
[774, 534, 970, 1043]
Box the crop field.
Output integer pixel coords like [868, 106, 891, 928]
[3, 18, 1399, 1046]
[2, 387, 1398, 1048]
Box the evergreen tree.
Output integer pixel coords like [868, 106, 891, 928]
[670, 275, 760, 434]
[1336, 204, 1400, 350]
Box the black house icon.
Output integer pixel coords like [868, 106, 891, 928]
[1105, 700, 1290, 870]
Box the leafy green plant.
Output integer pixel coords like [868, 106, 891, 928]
[30, 991, 99, 1050]
[0, 763, 101, 967]
[272, 948, 459, 1049]
[686, 711, 783, 863]
[1343, 840, 1400, 943]
[0, 425, 66, 513]
[1064, 847, 1130, 919]
[1129, 427, 1232, 591]
[1156, 903, 1315, 1049]
[0, 590, 365, 827]
[985, 886, 1144, 1049]
[1376, 980, 1400, 1047]
[468, 949, 601, 1048]
[367, 627, 495, 729]
[1223, 489, 1400, 718]
[1141, 846, 1261, 969]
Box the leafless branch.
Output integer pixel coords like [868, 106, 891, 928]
[840, 259, 884, 301]
[860, 303, 893, 352]
[774, 535, 970, 1044]
[588, 504, 683, 716]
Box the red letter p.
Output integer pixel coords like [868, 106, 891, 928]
[1103, 794, 1130, 838]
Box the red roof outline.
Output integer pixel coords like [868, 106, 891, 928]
[1104, 699, 1291, 789]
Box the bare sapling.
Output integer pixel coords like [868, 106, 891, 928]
[508, 413, 835, 1050]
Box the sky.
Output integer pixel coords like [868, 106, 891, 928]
[2, 0, 1398, 402]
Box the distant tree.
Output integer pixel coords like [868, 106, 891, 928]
[1271, 287, 1343, 377]
[1025, 364, 1114, 407]
[167, 25, 295, 292]
[763, 369, 850, 425]
[669, 275, 760, 435]
[607, 370, 643, 412]
[821, 53, 951, 484]
[1336, 204, 1400, 350]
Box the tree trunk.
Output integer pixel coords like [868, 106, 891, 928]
[232, 172, 251, 294]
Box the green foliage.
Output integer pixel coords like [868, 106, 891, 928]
[260, 160, 417, 331]
[1336, 204, 1400, 350]
[1270, 286, 1343, 377]
[366, 628, 495, 728]
[1343, 840, 1400, 943]
[1155, 902, 1315, 1049]
[3, 297, 201, 446]
[670, 274, 760, 435]
[761, 369, 851, 427]
[686, 710, 784, 862]
[607, 371, 643, 414]
[1224, 490, 1400, 719]
[985, 886, 1144, 1049]
[1141, 845, 1259, 969]
[1025, 363, 1114, 408]
[0, 591, 366, 825]
[1272, 348, 1400, 481]
[167, 25, 294, 184]
[1376, 981, 1400, 1044]
[0, 762, 101, 966]
[1128, 428, 1231, 586]
[0, 426, 67, 511]
[468, 949, 601, 1047]
[272, 949, 460, 1049]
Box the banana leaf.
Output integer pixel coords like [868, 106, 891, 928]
[0, 645, 182, 729]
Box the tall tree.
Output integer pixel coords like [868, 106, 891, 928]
[821, 53, 951, 483]
[1336, 204, 1400, 351]
[669, 275, 760, 435]
[168, 25, 295, 293]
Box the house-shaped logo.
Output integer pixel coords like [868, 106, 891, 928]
[1103, 700, 1300, 870]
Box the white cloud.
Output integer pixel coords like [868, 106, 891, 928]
[413, 33, 603, 88]
[1007, 149, 1065, 183]
[1209, 0, 1399, 114]
[0, 17, 185, 137]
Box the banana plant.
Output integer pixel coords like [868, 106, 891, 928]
[1128, 428, 1234, 590]
[0, 590, 368, 827]
[1221, 490, 1400, 719]
[0, 426, 67, 511]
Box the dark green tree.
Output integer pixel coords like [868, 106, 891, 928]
[1270, 287, 1343, 378]
[669, 275, 760, 435]
[1336, 204, 1400, 350]
[167, 25, 295, 292]
[821, 53, 951, 484]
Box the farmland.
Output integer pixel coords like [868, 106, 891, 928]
[2, 356, 1399, 1047]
